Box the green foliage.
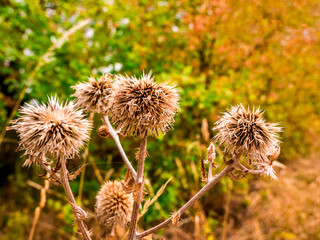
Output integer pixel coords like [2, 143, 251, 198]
[1, 0, 320, 238]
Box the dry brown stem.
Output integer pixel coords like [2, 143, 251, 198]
[137, 164, 234, 239]
[28, 179, 50, 240]
[103, 115, 137, 180]
[60, 157, 91, 240]
[128, 136, 148, 240]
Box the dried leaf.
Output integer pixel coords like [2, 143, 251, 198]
[200, 156, 207, 182]
[138, 178, 172, 220]
[68, 164, 87, 181]
[121, 169, 135, 193]
[141, 234, 153, 240]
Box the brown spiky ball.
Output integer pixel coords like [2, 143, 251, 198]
[213, 104, 281, 161]
[95, 181, 133, 228]
[72, 74, 113, 113]
[108, 72, 179, 137]
[8, 97, 91, 167]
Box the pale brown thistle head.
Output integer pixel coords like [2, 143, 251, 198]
[95, 180, 134, 229]
[72, 74, 113, 113]
[108, 72, 180, 137]
[8, 96, 91, 167]
[213, 104, 281, 162]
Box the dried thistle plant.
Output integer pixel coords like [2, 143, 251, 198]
[8, 96, 91, 167]
[108, 72, 179, 137]
[96, 181, 134, 229]
[72, 74, 113, 113]
[213, 104, 281, 161]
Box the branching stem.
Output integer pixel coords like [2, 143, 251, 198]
[137, 164, 234, 239]
[60, 157, 91, 240]
[128, 136, 148, 240]
[234, 161, 265, 175]
[103, 115, 137, 180]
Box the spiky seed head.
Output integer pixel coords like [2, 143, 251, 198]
[213, 104, 281, 161]
[108, 72, 179, 137]
[72, 74, 113, 113]
[8, 97, 91, 167]
[95, 181, 134, 228]
[98, 125, 110, 138]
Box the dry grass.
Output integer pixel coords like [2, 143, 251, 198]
[228, 152, 320, 240]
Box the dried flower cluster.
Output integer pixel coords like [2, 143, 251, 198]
[8, 97, 91, 167]
[95, 181, 134, 228]
[72, 74, 113, 113]
[108, 73, 179, 137]
[214, 104, 281, 161]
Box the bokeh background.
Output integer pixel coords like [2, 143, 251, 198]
[1, 0, 320, 239]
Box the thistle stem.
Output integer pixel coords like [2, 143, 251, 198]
[234, 162, 265, 175]
[128, 136, 148, 240]
[60, 157, 91, 240]
[103, 115, 137, 180]
[137, 164, 233, 239]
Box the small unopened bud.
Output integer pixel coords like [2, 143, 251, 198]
[171, 211, 181, 226]
[206, 142, 216, 166]
[98, 125, 110, 138]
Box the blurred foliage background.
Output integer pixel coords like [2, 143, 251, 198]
[1, 0, 320, 239]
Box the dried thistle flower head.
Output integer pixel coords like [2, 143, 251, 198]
[72, 74, 113, 113]
[108, 72, 179, 137]
[213, 104, 281, 161]
[8, 97, 91, 167]
[95, 180, 134, 228]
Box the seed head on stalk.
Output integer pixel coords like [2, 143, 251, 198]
[95, 180, 134, 229]
[72, 74, 113, 113]
[213, 104, 281, 162]
[108, 72, 179, 137]
[8, 96, 91, 167]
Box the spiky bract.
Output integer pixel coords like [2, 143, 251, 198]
[8, 97, 91, 167]
[108, 73, 179, 137]
[213, 104, 281, 161]
[95, 181, 133, 228]
[72, 74, 113, 113]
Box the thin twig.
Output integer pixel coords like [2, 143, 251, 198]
[137, 164, 234, 239]
[234, 162, 265, 175]
[128, 136, 148, 240]
[102, 115, 137, 180]
[77, 112, 94, 204]
[221, 180, 233, 240]
[28, 179, 50, 240]
[27, 180, 65, 200]
[60, 157, 91, 240]
[73, 113, 94, 237]
[88, 155, 104, 184]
